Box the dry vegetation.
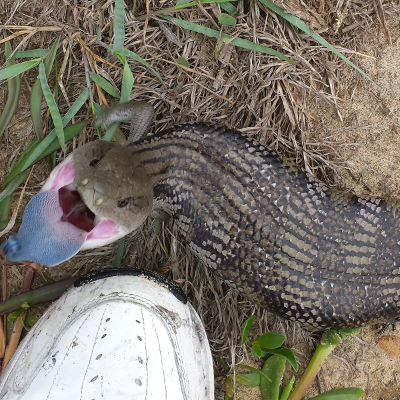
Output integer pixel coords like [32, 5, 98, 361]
[1, 0, 400, 399]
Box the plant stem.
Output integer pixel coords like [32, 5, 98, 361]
[288, 344, 334, 400]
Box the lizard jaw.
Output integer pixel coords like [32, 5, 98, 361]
[1, 154, 128, 267]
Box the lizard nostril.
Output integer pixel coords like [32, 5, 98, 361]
[89, 157, 101, 167]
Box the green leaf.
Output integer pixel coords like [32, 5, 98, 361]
[61, 88, 90, 125]
[241, 365, 272, 383]
[258, 0, 388, 98]
[225, 375, 234, 398]
[25, 310, 34, 327]
[113, 236, 126, 267]
[1, 139, 39, 187]
[38, 62, 65, 152]
[102, 121, 120, 141]
[0, 170, 30, 203]
[241, 314, 255, 344]
[260, 355, 286, 400]
[89, 72, 120, 98]
[218, 13, 236, 26]
[309, 387, 365, 400]
[252, 342, 262, 358]
[220, 2, 237, 14]
[114, 0, 125, 50]
[235, 372, 261, 388]
[159, 14, 295, 64]
[23, 121, 86, 171]
[31, 38, 60, 139]
[30, 79, 44, 139]
[177, 56, 190, 67]
[116, 47, 166, 87]
[0, 195, 11, 229]
[261, 348, 298, 372]
[20, 301, 30, 310]
[15, 49, 50, 58]
[92, 101, 103, 115]
[280, 376, 295, 400]
[113, 52, 134, 102]
[7, 309, 24, 322]
[0, 277, 79, 314]
[2, 121, 87, 189]
[253, 332, 286, 349]
[175, 0, 238, 9]
[0, 39, 21, 140]
[43, 37, 60, 76]
[0, 58, 42, 81]
[20, 88, 88, 174]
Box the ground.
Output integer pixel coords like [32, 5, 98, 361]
[1, 1, 400, 399]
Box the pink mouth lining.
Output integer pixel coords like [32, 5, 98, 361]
[42, 154, 125, 248]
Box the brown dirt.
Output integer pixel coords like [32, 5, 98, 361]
[1, 1, 400, 399]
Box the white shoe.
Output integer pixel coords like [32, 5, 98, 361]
[0, 269, 214, 399]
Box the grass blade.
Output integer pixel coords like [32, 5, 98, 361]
[0, 196, 12, 229]
[114, 52, 134, 102]
[31, 38, 61, 139]
[0, 277, 79, 315]
[0, 59, 41, 81]
[175, 0, 237, 9]
[61, 88, 90, 125]
[38, 62, 65, 152]
[102, 121, 119, 141]
[309, 388, 365, 400]
[0, 170, 30, 204]
[20, 121, 86, 172]
[89, 72, 120, 98]
[159, 14, 295, 64]
[1, 142, 38, 188]
[259, 0, 387, 97]
[114, 0, 125, 50]
[43, 37, 60, 76]
[15, 49, 50, 58]
[220, 2, 237, 14]
[30, 78, 44, 139]
[117, 47, 166, 87]
[241, 315, 255, 344]
[113, 236, 126, 267]
[0, 40, 21, 140]
[2, 121, 87, 189]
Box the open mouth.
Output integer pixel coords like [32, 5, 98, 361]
[59, 186, 96, 232]
[1, 153, 126, 267]
[42, 153, 127, 249]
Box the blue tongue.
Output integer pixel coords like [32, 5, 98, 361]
[1, 191, 87, 266]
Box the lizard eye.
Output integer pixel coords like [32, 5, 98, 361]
[89, 157, 101, 167]
[117, 197, 131, 208]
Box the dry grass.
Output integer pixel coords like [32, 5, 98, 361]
[1, 0, 398, 398]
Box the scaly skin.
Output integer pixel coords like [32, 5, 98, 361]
[73, 123, 400, 329]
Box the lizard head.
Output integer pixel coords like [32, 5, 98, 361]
[1, 141, 153, 266]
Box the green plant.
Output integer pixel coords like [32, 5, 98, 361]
[225, 315, 365, 400]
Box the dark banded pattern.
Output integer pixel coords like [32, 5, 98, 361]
[81, 123, 400, 329]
